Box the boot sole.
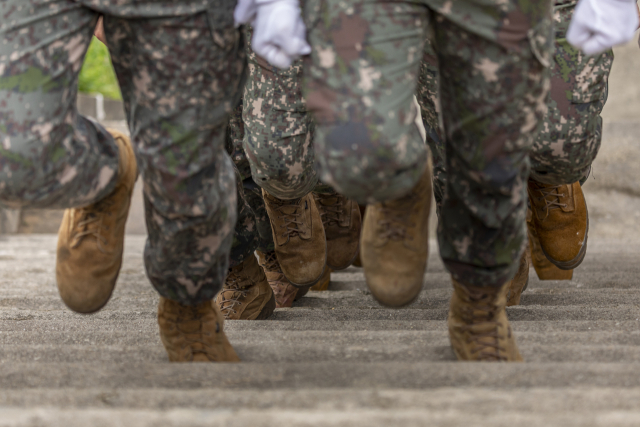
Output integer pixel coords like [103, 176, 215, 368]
[255, 291, 277, 320]
[542, 214, 589, 271]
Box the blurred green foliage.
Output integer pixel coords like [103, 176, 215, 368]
[78, 38, 121, 100]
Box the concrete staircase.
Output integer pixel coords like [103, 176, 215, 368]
[1, 235, 640, 426]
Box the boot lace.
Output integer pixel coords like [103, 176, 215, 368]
[535, 185, 567, 220]
[315, 194, 344, 227]
[378, 195, 416, 241]
[218, 269, 250, 318]
[261, 251, 282, 274]
[274, 198, 306, 240]
[175, 304, 218, 359]
[70, 197, 113, 252]
[460, 290, 506, 361]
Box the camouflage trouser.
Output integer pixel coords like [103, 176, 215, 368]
[0, 1, 246, 305]
[303, 0, 553, 288]
[420, 0, 612, 211]
[226, 101, 274, 268]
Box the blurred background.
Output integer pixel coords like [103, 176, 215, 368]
[4, 34, 640, 243]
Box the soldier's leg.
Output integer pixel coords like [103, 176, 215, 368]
[303, 1, 433, 308]
[103, 11, 244, 361]
[242, 36, 322, 288]
[527, 0, 611, 274]
[0, 3, 118, 210]
[431, 0, 553, 360]
[0, 3, 140, 315]
[214, 101, 276, 318]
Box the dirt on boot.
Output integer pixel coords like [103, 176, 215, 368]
[527, 180, 588, 270]
[56, 129, 138, 314]
[361, 168, 432, 307]
[448, 279, 523, 362]
[158, 297, 240, 362]
[314, 192, 361, 270]
[263, 190, 327, 287]
[215, 255, 276, 320]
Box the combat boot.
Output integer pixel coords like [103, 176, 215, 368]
[215, 255, 276, 320]
[158, 297, 240, 362]
[351, 205, 367, 268]
[527, 208, 573, 280]
[310, 267, 332, 291]
[263, 190, 326, 286]
[506, 246, 530, 307]
[448, 279, 523, 362]
[361, 168, 432, 307]
[257, 250, 308, 308]
[314, 192, 361, 270]
[527, 180, 587, 270]
[56, 129, 138, 313]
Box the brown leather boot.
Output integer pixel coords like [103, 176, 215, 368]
[257, 250, 308, 308]
[527, 180, 587, 270]
[56, 129, 137, 314]
[527, 208, 573, 280]
[506, 246, 530, 307]
[314, 192, 361, 270]
[263, 190, 326, 287]
[361, 168, 432, 307]
[448, 279, 523, 362]
[158, 297, 240, 362]
[215, 255, 276, 320]
[310, 267, 332, 291]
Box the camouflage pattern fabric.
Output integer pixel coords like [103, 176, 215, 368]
[418, 0, 611, 200]
[303, 0, 553, 288]
[530, 0, 612, 185]
[242, 29, 319, 200]
[0, 1, 246, 305]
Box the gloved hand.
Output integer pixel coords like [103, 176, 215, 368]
[234, 0, 311, 69]
[567, 0, 639, 55]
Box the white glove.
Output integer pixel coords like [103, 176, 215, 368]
[234, 0, 311, 69]
[567, 0, 639, 55]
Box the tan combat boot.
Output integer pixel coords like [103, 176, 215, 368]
[310, 267, 332, 291]
[506, 246, 530, 307]
[263, 190, 326, 286]
[361, 168, 432, 307]
[158, 297, 240, 362]
[527, 180, 587, 270]
[314, 192, 361, 270]
[56, 129, 137, 313]
[526, 207, 573, 280]
[215, 255, 276, 320]
[257, 250, 308, 308]
[448, 279, 523, 362]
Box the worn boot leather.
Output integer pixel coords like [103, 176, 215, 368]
[526, 207, 574, 280]
[263, 190, 326, 287]
[314, 192, 361, 270]
[56, 129, 138, 313]
[527, 180, 587, 270]
[361, 168, 432, 307]
[506, 246, 530, 307]
[257, 250, 308, 308]
[158, 297, 240, 362]
[448, 279, 523, 362]
[215, 255, 276, 320]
